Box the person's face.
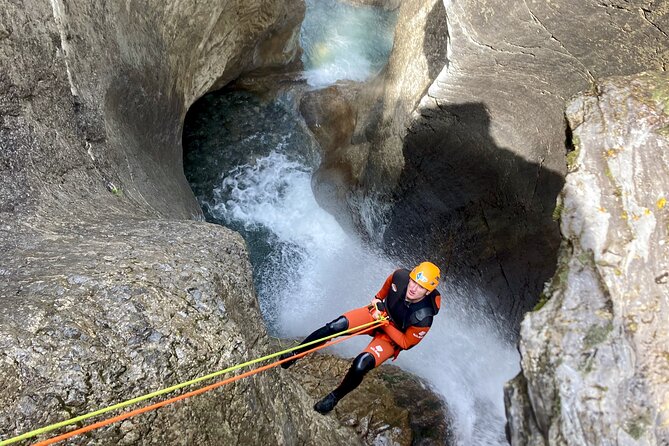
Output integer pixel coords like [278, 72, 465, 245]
[406, 279, 429, 301]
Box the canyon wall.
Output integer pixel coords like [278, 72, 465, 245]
[0, 0, 359, 443]
[506, 71, 669, 446]
[310, 0, 668, 326]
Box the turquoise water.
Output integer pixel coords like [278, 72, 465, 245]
[300, 0, 397, 86]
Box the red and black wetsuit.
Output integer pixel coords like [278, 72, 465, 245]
[283, 267, 443, 413]
[344, 268, 441, 366]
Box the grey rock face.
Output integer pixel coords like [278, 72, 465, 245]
[1, 0, 304, 224]
[506, 72, 669, 445]
[281, 351, 452, 445]
[311, 0, 668, 325]
[0, 220, 354, 444]
[0, 0, 365, 443]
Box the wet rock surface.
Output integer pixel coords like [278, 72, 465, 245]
[4, 0, 668, 442]
[0, 0, 449, 442]
[0, 0, 369, 443]
[284, 351, 452, 445]
[506, 72, 669, 445]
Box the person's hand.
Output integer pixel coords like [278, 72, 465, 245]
[367, 298, 386, 320]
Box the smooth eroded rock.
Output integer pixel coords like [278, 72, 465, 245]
[311, 0, 668, 326]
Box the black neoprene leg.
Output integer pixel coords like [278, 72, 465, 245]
[295, 315, 349, 354]
[280, 315, 350, 368]
[332, 352, 376, 400]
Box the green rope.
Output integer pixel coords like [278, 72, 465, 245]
[0, 317, 387, 445]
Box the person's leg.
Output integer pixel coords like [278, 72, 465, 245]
[280, 306, 374, 369]
[314, 334, 396, 414]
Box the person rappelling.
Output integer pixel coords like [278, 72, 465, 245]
[6, 262, 442, 445]
[280, 261, 442, 414]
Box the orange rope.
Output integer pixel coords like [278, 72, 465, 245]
[33, 322, 385, 446]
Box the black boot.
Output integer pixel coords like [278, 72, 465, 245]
[279, 351, 297, 369]
[314, 392, 339, 414]
[313, 352, 376, 415]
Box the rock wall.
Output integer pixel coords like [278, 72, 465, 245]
[0, 221, 352, 444]
[505, 72, 669, 445]
[1, 0, 303, 224]
[0, 0, 365, 444]
[310, 0, 668, 325]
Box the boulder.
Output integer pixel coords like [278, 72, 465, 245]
[286, 351, 452, 445]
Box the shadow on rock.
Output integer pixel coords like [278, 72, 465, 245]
[383, 102, 564, 331]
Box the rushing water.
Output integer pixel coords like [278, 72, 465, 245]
[183, 2, 519, 444]
[300, 0, 397, 87]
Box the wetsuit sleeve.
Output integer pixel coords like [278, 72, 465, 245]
[374, 273, 394, 300]
[381, 324, 430, 350]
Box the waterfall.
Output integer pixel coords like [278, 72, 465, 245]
[183, 2, 520, 444]
[300, 0, 397, 87]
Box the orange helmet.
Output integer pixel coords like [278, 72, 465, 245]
[409, 262, 441, 292]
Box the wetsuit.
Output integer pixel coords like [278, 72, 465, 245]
[282, 268, 441, 413]
[343, 268, 441, 366]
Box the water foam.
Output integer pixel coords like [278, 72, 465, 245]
[206, 150, 518, 445]
[191, 2, 519, 442]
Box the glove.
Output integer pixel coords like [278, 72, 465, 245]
[367, 299, 387, 320]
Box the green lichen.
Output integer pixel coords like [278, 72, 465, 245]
[533, 241, 573, 311]
[566, 147, 580, 172]
[583, 322, 613, 349]
[579, 354, 595, 374]
[577, 250, 594, 267]
[533, 292, 549, 311]
[533, 260, 566, 312]
[552, 201, 565, 222]
[651, 81, 669, 116]
[107, 182, 122, 196]
[625, 414, 650, 440]
[658, 125, 669, 137]
[554, 257, 571, 289]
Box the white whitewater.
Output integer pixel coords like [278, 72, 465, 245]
[207, 149, 519, 445]
[201, 1, 520, 443]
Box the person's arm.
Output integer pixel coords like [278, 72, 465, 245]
[368, 272, 395, 319]
[381, 324, 430, 350]
[374, 273, 394, 301]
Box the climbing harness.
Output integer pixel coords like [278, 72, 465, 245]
[0, 317, 388, 446]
